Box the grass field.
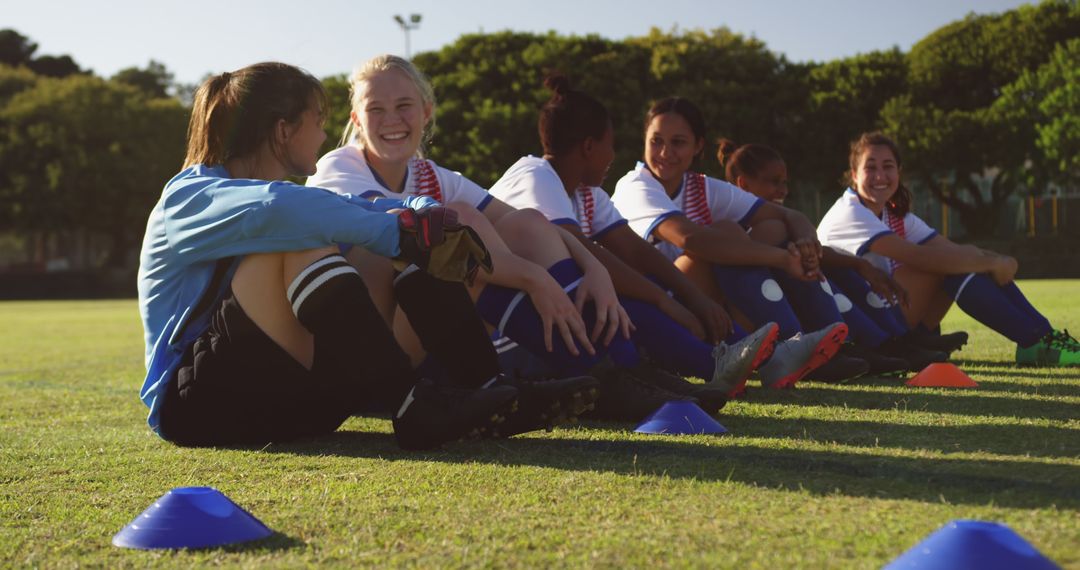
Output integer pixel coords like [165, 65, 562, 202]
[1, 280, 1078, 568]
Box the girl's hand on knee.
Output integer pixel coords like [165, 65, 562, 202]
[574, 265, 634, 346]
[990, 255, 1018, 286]
[528, 275, 594, 356]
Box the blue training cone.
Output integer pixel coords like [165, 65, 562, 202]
[884, 520, 1060, 570]
[634, 401, 728, 435]
[113, 487, 273, 550]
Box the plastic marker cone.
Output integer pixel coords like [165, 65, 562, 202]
[884, 519, 1060, 570]
[905, 362, 978, 388]
[113, 487, 272, 550]
[634, 401, 728, 435]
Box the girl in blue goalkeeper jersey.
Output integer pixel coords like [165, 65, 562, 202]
[136, 62, 543, 450]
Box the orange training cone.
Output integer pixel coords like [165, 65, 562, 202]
[906, 362, 978, 388]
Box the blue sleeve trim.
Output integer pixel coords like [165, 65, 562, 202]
[476, 194, 494, 211]
[857, 230, 894, 256]
[644, 210, 683, 243]
[551, 217, 580, 228]
[917, 231, 938, 245]
[737, 198, 765, 228]
[591, 219, 629, 241]
[360, 190, 385, 199]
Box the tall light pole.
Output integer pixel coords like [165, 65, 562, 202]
[393, 13, 422, 59]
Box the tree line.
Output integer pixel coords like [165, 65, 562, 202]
[1, 1, 1077, 271]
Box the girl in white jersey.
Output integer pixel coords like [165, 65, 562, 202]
[611, 97, 854, 388]
[818, 132, 1078, 367]
[716, 139, 950, 375]
[491, 76, 778, 401]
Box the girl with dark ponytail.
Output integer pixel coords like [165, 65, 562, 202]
[818, 132, 1078, 366]
[490, 76, 778, 404]
[137, 62, 532, 451]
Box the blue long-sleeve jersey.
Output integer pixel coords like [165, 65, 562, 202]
[136, 164, 437, 434]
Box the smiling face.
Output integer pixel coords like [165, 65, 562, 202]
[351, 67, 432, 169]
[280, 98, 327, 177]
[852, 144, 900, 214]
[739, 159, 789, 204]
[644, 112, 704, 193]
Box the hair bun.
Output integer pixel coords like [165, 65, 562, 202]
[543, 74, 572, 97]
[715, 138, 738, 165]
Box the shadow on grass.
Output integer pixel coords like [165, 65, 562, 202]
[213, 533, 307, 553]
[952, 359, 1080, 381]
[751, 384, 1079, 421]
[258, 430, 1080, 511]
[723, 415, 1079, 459]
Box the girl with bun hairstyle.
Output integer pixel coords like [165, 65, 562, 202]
[490, 75, 776, 404]
[612, 97, 858, 388]
[137, 62, 524, 451]
[817, 132, 1078, 366]
[716, 139, 949, 376]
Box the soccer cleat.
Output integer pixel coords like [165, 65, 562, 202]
[843, 342, 911, 376]
[392, 378, 519, 450]
[710, 322, 779, 398]
[904, 329, 969, 355]
[802, 349, 870, 383]
[486, 374, 600, 437]
[1016, 329, 1080, 366]
[585, 363, 698, 422]
[876, 338, 948, 371]
[629, 363, 728, 415]
[757, 322, 848, 389]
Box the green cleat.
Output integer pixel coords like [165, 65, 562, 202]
[1016, 329, 1080, 366]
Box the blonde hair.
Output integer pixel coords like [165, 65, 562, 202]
[341, 54, 437, 157]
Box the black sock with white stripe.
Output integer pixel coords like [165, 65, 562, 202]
[288, 254, 366, 334]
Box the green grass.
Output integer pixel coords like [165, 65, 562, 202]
[1, 280, 1078, 568]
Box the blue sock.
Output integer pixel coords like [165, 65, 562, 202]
[475, 259, 635, 375]
[825, 267, 909, 338]
[621, 298, 714, 379]
[711, 265, 802, 338]
[1000, 282, 1052, 334]
[942, 273, 1050, 346]
[726, 322, 748, 342]
[773, 271, 844, 333]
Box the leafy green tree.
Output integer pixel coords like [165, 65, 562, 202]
[797, 49, 908, 196]
[995, 37, 1080, 188]
[0, 29, 37, 67]
[112, 60, 174, 98]
[0, 75, 187, 267]
[881, 0, 1080, 236]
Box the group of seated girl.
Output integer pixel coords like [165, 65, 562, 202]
[136, 56, 1078, 451]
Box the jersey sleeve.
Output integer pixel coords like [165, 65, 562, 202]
[903, 212, 938, 244]
[490, 165, 579, 228]
[437, 165, 495, 211]
[816, 191, 893, 257]
[588, 189, 629, 239]
[707, 177, 763, 226]
[611, 170, 683, 242]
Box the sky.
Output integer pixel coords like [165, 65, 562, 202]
[6, 0, 1033, 85]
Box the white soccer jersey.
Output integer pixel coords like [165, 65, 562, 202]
[817, 188, 938, 275]
[308, 145, 494, 211]
[488, 156, 628, 239]
[611, 162, 763, 261]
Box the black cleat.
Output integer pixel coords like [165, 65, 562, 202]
[802, 351, 870, 383]
[628, 363, 728, 415]
[903, 329, 969, 355]
[585, 363, 697, 422]
[879, 338, 948, 371]
[392, 378, 518, 450]
[843, 343, 910, 376]
[488, 374, 600, 437]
